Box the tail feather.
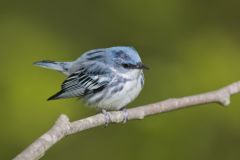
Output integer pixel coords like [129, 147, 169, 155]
[33, 60, 72, 75]
[33, 60, 64, 72]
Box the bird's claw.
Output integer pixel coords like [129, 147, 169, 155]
[122, 108, 128, 123]
[102, 109, 111, 127]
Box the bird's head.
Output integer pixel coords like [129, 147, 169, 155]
[109, 46, 149, 72]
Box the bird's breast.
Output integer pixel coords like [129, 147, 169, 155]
[92, 71, 144, 110]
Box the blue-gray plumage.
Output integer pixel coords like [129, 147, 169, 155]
[34, 46, 148, 111]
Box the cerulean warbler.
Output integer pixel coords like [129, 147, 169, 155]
[34, 46, 148, 123]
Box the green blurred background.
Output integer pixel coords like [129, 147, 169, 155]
[1, 0, 240, 159]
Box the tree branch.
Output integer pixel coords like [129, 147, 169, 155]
[14, 81, 240, 160]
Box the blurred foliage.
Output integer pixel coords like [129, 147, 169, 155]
[0, 0, 240, 159]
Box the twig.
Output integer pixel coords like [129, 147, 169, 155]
[14, 81, 240, 160]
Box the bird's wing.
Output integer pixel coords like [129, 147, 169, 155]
[69, 48, 108, 74]
[48, 62, 112, 100]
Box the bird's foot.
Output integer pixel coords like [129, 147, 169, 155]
[121, 108, 128, 124]
[102, 109, 111, 127]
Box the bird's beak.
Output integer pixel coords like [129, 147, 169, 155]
[137, 63, 149, 70]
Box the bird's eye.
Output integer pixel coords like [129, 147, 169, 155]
[122, 63, 134, 69]
[122, 63, 130, 68]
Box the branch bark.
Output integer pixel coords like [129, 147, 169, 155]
[14, 81, 240, 160]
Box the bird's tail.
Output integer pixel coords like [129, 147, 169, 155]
[33, 60, 72, 75]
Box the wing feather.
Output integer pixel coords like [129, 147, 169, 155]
[48, 62, 112, 100]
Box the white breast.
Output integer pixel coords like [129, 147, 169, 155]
[97, 70, 144, 110]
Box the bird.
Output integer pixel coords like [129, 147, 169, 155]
[34, 46, 149, 123]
